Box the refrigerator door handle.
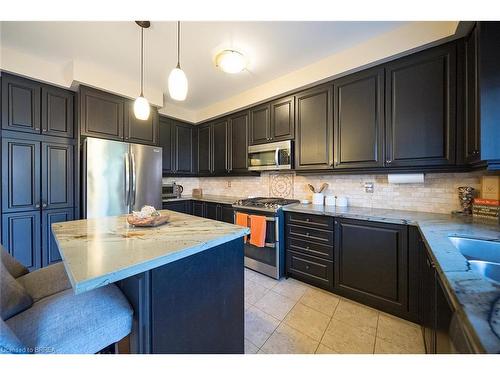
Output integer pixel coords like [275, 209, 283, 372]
[131, 152, 137, 207]
[124, 153, 130, 208]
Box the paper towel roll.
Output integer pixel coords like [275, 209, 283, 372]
[388, 173, 424, 184]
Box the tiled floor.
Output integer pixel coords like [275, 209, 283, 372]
[244, 268, 425, 354]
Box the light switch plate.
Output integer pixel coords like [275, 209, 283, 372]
[365, 182, 374, 193]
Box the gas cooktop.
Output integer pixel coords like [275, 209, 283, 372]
[233, 197, 299, 212]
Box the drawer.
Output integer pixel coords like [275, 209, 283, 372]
[287, 224, 334, 246]
[286, 250, 333, 291]
[287, 237, 333, 260]
[286, 212, 333, 230]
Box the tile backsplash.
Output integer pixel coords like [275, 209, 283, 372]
[163, 171, 489, 214]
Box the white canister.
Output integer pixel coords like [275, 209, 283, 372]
[325, 195, 336, 206]
[312, 193, 324, 205]
[336, 196, 348, 207]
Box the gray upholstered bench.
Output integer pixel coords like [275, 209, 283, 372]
[0, 247, 133, 354]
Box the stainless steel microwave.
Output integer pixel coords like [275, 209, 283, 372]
[248, 140, 293, 171]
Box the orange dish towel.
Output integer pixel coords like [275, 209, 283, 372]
[249, 215, 267, 248]
[235, 212, 249, 243]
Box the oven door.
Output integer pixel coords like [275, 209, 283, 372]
[248, 140, 292, 171]
[235, 210, 280, 279]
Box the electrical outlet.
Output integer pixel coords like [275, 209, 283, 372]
[227, 180, 231, 188]
[364, 182, 374, 193]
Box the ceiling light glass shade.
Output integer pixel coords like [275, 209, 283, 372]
[168, 67, 188, 101]
[216, 50, 247, 74]
[134, 95, 150, 120]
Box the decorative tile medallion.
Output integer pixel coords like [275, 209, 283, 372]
[269, 172, 294, 198]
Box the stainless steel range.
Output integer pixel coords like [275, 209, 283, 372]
[233, 197, 299, 279]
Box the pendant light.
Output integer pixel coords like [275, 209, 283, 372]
[134, 21, 151, 120]
[168, 21, 188, 101]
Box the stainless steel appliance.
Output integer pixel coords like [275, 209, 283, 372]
[162, 182, 184, 199]
[233, 197, 299, 279]
[83, 137, 162, 218]
[248, 140, 293, 171]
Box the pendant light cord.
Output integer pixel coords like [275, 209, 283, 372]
[177, 21, 181, 69]
[140, 26, 144, 96]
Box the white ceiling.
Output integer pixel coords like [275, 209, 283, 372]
[1, 21, 407, 113]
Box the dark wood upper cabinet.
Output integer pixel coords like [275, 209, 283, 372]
[80, 86, 125, 141]
[249, 103, 270, 145]
[295, 85, 333, 170]
[174, 122, 194, 174]
[41, 85, 74, 138]
[229, 111, 249, 173]
[385, 42, 457, 167]
[270, 95, 295, 141]
[465, 25, 480, 163]
[333, 67, 385, 169]
[125, 102, 158, 145]
[42, 208, 73, 267]
[334, 219, 409, 317]
[1, 211, 42, 272]
[1, 137, 41, 213]
[159, 117, 174, 173]
[197, 123, 212, 175]
[1, 73, 41, 134]
[41, 141, 74, 210]
[212, 118, 229, 174]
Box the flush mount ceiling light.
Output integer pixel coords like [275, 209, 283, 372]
[215, 50, 247, 74]
[168, 21, 188, 101]
[133, 21, 151, 120]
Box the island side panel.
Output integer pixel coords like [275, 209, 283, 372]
[119, 237, 244, 354]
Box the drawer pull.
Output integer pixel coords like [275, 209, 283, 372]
[306, 246, 310, 250]
[306, 232, 310, 237]
[306, 218, 310, 222]
[305, 265, 310, 270]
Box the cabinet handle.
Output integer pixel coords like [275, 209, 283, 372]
[305, 265, 310, 270]
[306, 246, 310, 250]
[306, 232, 310, 237]
[35, 203, 40, 208]
[42, 203, 47, 208]
[386, 160, 392, 164]
[306, 218, 310, 222]
[35, 128, 40, 131]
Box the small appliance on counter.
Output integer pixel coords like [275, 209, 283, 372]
[233, 197, 299, 279]
[162, 182, 183, 199]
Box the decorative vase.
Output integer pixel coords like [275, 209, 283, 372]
[457, 186, 475, 215]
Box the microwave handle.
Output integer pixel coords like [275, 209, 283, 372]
[275, 147, 280, 167]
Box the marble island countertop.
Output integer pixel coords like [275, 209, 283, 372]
[52, 210, 250, 295]
[283, 204, 500, 353]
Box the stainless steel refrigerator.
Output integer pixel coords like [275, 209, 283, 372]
[83, 137, 162, 218]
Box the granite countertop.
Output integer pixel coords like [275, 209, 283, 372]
[52, 210, 249, 295]
[162, 194, 243, 205]
[283, 203, 500, 353]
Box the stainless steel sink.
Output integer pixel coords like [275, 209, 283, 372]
[448, 236, 500, 284]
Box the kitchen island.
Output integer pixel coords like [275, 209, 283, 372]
[52, 210, 250, 354]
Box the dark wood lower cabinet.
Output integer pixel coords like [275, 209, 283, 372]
[1, 211, 41, 271]
[42, 208, 73, 266]
[204, 202, 218, 220]
[162, 200, 192, 214]
[192, 201, 204, 217]
[219, 205, 235, 224]
[334, 218, 409, 318]
[286, 250, 333, 290]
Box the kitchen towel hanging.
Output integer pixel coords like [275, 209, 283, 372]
[249, 215, 267, 248]
[235, 212, 249, 243]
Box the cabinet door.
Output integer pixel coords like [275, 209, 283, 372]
[249, 103, 270, 145]
[42, 208, 73, 267]
[162, 201, 190, 214]
[212, 119, 229, 174]
[125, 103, 158, 145]
[159, 117, 174, 174]
[41, 85, 74, 138]
[1, 137, 41, 213]
[334, 67, 384, 169]
[270, 96, 295, 142]
[80, 86, 124, 140]
[1, 211, 41, 271]
[334, 219, 408, 317]
[219, 204, 234, 224]
[385, 42, 456, 167]
[41, 141, 74, 210]
[295, 85, 333, 170]
[205, 202, 218, 220]
[421, 244, 436, 354]
[197, 124, 212, 175]
[174, 122, 193, 174]
[1, 74, 41, 134]
[435, 274, 454, 354]
[192, 201, 204, 217]
[465, 26, 480, 163]
[229, 111, 249, 173]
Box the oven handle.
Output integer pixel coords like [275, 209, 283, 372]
[275, 147, 280, 167]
